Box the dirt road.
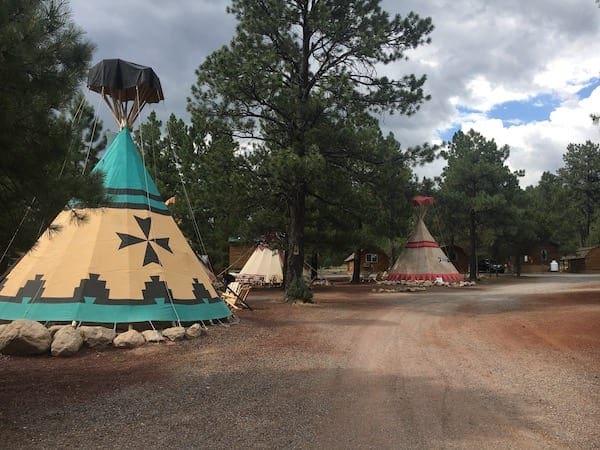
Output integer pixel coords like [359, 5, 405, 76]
[0, 274, 598, 449]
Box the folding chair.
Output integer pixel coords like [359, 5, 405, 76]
[221, 281, 253, 310]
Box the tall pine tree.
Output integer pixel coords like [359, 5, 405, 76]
[189, 0, 433, 299]
[439, 130, 522, 280]
[0, 1, 106, 272]
[558, 141, 600, 246]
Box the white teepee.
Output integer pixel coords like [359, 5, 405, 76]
[237, 245, 283, 285]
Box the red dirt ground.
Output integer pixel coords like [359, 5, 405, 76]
[0, 275, 598, 448]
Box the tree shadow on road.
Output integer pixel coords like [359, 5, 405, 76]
[0, 363, 576, 449]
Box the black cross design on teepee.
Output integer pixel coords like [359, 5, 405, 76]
[116, 216, 173, 266]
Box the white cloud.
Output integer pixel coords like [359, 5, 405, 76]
[460, 86, 600, 186]
[69, 0, 600, 188]
[461, 77, 531, 112]
[390, 0, 600, 187]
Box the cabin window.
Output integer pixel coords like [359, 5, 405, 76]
[540, 249, 548, 261]
[365, 253, 378, 263]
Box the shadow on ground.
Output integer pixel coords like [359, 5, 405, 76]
[0, 365, 547, 449]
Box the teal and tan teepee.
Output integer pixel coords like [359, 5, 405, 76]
[0, 59, 231, 324]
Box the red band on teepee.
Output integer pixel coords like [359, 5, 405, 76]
[405, 241, 439, 248]
[387, 272, 463, 282]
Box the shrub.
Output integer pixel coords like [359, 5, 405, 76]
[285, 276, 313, 303]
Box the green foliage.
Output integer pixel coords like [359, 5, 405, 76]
[557, 140, 600, 246]
[189, 0, 433, 290]
[523, 171, 579, 253]
[284, 276, 313, 303]
[68, 92, 107, 170]
[303, 114, 414, 278]
[134, 113, 256, 273]
[134, 112, 179, 198]
[439, 130, 522, 279]
[0, 0, 106, 270]
[587, 213, 600, 246]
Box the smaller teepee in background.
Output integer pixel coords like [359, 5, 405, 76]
[388, 196, 463, 282]
[237, 245, 284, 285]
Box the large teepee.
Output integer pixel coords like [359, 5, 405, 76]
[237, 245, 284, 285]
[0, 59, 231, 324]
[388, 196, 463, 282]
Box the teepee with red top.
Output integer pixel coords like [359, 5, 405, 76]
[388, 196, 462, 282]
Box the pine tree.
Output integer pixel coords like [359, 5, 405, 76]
[0, 0, 106, 272]
[189, 0, 433, 298]
[558, 141, 600, 246]
[439, 130, 522, 280]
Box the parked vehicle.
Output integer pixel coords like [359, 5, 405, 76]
[477, 258, 505, 273]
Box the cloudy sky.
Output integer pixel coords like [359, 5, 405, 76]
[70, 0, 599, 187]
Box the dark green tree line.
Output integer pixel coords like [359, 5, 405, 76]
[189, 0, 433, 298]
[0, 0, 106, 273]
[438, 130, 522, 280]
[434, 134, 600, 277]
[523, 172, 579, 253]
[134, 112, 256, 273]
[302, 115, 414, 283]
[557, 140, 600, 246]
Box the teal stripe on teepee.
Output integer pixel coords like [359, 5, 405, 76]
[92, 128, 169, 213]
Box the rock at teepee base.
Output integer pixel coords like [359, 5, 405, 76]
[0, 320, 52, 355]
[185, 323, 206, 339]
[142, 330, 165, 343]
[51, 326, 83, 357]
[48, 324, 72, 338]
[79, 326, 116, 348]
[113, 330, 146, 348]
[162, 326, 186, 341]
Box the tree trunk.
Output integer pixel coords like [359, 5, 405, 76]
[469, 209, 477, 281]
[351, 247, 362, 283]
[284, 183, 306, 291]
[584, 199, 592, 246]
[0, 258, 8, 278]
[281, 248, 288, 290]
[310, 251, 318, 280]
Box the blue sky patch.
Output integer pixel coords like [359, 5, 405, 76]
[438, 105, 482, 141]
[442, 78, 599, 142]
[487, 93, 561, 126]
[455, 105, 481, 115]
[576, 77, 600, 100]
[439, 124, 461, 142]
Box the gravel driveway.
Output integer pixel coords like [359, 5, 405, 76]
[1, 274, 598, 449]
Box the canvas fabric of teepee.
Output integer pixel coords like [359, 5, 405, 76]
[238, 245, 283, 285]
[388, 217, 462, 282]
[0, 128, 231, 323]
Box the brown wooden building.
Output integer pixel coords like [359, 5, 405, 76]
[440, 244, 468, 273]
[228, 238, 254, 271]
[563, 246, 600, 273]
[517, 241, 562, 273]
[344, 249, 390, 276]
[439, 241, 562, 274]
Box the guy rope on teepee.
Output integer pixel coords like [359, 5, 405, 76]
[0, 60, 232, 349]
